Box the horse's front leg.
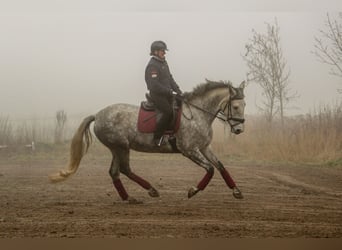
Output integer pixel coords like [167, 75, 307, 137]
[183, 149, 215, 198]
[201, 147, 243, 199]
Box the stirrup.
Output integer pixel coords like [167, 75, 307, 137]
[154, 136, 165, 146]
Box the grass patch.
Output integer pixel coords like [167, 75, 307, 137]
[1, 102, 341, 167]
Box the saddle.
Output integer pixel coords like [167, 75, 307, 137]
[137, 93, 182, 134]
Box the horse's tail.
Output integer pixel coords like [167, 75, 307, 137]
[49, 115, 95, 182]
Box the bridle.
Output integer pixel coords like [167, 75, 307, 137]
[181, 88, 245, 131]
[221, 96, 245, 131]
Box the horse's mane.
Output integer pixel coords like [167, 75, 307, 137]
[183, 79, 233, 100]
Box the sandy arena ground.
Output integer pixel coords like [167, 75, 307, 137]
[0, 152, 342, 238]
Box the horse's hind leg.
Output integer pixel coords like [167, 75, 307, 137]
[201, 147, 243, 199]
[109, 152, 129, 201]
[117, 148, 159, 198]
[109, 149, 145, 204]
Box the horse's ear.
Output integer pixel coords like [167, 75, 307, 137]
[229, 84, 237, 97]
[239, 80, 246, 89]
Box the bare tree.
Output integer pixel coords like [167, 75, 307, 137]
[243, 19, 297, 124]
[313, 12, 342, 93]
[54, 110, 67, 144]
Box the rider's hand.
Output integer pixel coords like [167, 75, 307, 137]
[171, 91, 178, 96]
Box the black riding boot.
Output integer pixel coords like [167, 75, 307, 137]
[154, 112, 173, 146]
[150, 93, 173, 146]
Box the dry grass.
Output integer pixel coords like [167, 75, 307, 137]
[212, 102, 342, 166]
[0, 116, 12, 146]
[1, 102, 341, 166]
[0, 115, 82, 150]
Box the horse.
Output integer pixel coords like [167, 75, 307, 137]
[50, 80, 246, 203]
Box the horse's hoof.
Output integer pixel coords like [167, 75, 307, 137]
[148, 187, 160, 198]
[127, 197, 143, 204]
[232, 187, 243, 199]
[188, 186, 199, 199]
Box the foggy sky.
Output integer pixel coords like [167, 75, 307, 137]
[1, 1, 341, 118]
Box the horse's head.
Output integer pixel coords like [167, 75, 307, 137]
[225, 81, 246, 134]
[183, 79, 246, 134]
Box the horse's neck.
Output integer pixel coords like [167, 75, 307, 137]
[190, 87, 230, 124]
[197, 87, 229, 111]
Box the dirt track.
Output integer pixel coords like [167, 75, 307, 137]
[0, 152, 342, 238]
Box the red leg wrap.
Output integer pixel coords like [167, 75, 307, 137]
[113, 179, 129, 200]
[219, 168, 236, 189]
[197, 169, 214, 190]
[128, 173, 152, 190]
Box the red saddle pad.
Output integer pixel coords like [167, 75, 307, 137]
[137, 107, 182, 134]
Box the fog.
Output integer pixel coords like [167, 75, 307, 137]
[1, 1, 341, 118]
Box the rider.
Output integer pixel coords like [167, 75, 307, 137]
[145, 41, 183, 146]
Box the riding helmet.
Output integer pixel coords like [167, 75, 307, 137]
[150, 40, 168, 55]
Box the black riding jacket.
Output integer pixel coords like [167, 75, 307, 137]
[145, 56, 181, 96]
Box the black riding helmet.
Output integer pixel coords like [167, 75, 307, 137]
[150, 40, 168, 55]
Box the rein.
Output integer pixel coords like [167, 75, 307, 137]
[182, 99, 226, 122]
[181, 96, 245, 126]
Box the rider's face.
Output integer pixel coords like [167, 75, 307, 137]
[155, 49, 166, 59]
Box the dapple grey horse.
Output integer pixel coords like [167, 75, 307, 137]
[50, 80, 246, 203]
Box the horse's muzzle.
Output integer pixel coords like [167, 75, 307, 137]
[232, 127, 244, 134]
[234, 128, 243, 134]
[231, 123, 244, 134]
[228, 117, 245, 135]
